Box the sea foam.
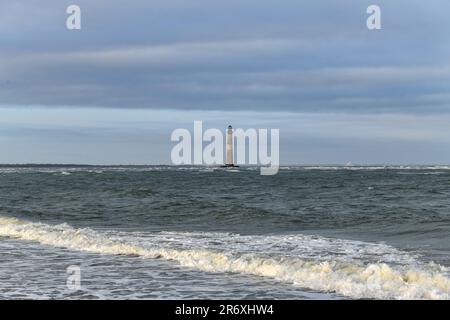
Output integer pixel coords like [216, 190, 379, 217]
[0, 216, 448, 300]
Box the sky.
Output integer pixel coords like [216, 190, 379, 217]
[1, 0, 450, 164]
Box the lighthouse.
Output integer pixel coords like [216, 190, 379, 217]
[222, 125, 239, 167]
[226, 125, 233, 166]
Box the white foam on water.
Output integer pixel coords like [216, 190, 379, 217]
[1, 165, 450, 175]
[278, 166, 450, 171]
[0, 216, 449, 300]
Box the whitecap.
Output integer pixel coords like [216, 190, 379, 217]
[0, 216, 448, 300]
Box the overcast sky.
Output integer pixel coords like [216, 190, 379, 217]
[1, 0, 450, 164]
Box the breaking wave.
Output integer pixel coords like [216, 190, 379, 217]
[0, 215, 448, 300]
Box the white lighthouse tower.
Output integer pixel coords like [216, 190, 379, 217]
[226, 125, 233, 166]
[223, 125, 238, 167]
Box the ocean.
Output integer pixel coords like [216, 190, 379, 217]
[0, 165, 449, 299]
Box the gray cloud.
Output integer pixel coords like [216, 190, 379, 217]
[0, 0, 450, 113]
[1, 107, 450, 164]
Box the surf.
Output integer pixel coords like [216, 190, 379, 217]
[0, 215, 449, 300]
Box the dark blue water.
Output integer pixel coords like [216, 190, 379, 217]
[0, 166, 449, 299]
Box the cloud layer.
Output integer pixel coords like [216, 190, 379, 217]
[2, 107, 450, 164]
[1, 0, 449, 113]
